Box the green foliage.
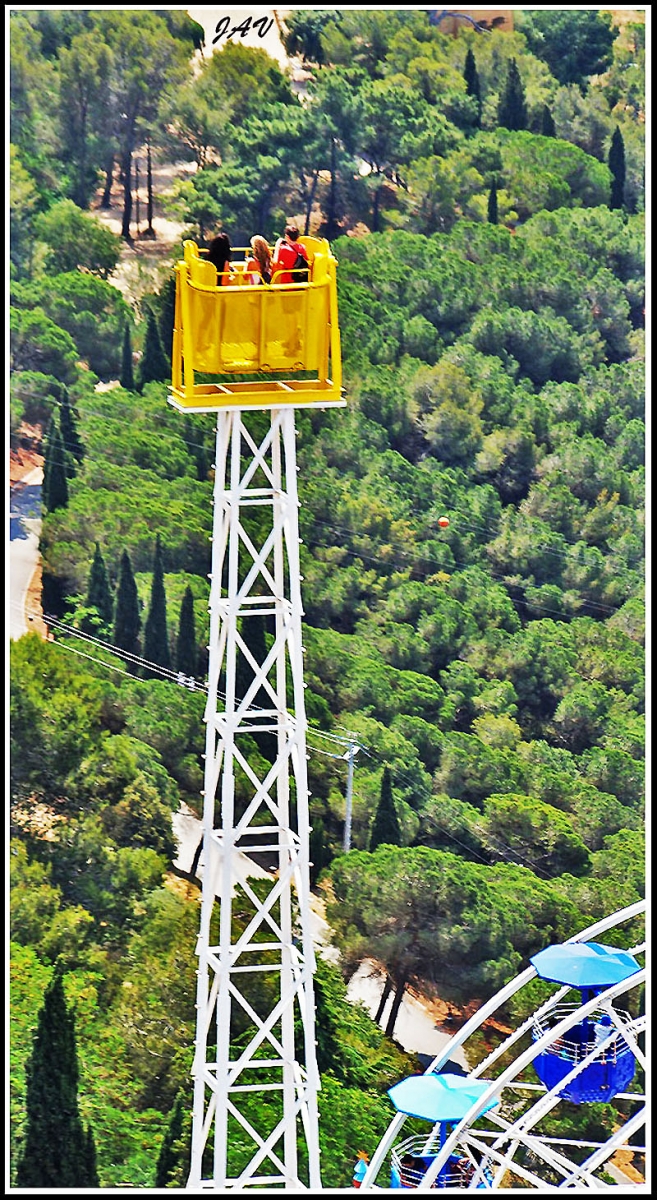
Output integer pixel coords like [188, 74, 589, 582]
[175, 584, 197, 679]
[369, 766, 402, 850]
[487, 179, 498, 225]
[120, 323, 135, 391]
[154, 1092, 186, 1187]
[479, 793, 591, 877]
[327, 844, 579, 1010]
[463, 47, 482, 128]
[83, 541, 113, 633]
[516, 9, 618, 89]
[138, 307, 169, 391]
[540, 104, 556, 137]
[143, 535, 171, 675]
[281, 10, 334, 66]
[10, 306, 80, 384]
[497, 59, 528, 131]
[42, 415, 69, 512]
[8, 13, 645, 1185]
[59, 386, 84, 466]
[113, 549, 142, 664]
[29, 271, 130, 379]
[36, 199, 122, 277]
[15, 967, 99, 1187]
[608, 125, 626, 209]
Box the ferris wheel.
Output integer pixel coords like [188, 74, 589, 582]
[357, 900, 646, 1192]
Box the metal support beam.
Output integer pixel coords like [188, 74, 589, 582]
[188, 409, 321, 1190]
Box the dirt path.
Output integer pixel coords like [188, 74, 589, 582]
[91, 158, 196, 303]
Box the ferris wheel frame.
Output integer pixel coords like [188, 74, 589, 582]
[359, 899, 646, 1192]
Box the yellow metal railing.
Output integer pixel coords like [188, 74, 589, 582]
[169, 237, 344, 411]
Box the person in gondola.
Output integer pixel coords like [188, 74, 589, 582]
[206, 232, 234, 285]
[455, 1156, 476, 1185]
[399, 1155, 425, 1188]
[272, 223, 309, 285]
[245, 235, 273, 285]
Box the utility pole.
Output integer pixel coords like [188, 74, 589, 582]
[342, 740, 360, 852]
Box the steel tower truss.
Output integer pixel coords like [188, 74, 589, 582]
[188, 408, 321, 1190]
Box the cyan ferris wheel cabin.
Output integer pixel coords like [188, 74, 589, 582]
[169, 236, 345, 413]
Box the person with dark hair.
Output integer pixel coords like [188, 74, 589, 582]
[272, 223, 309, 284]
[206, 232, 234, 284]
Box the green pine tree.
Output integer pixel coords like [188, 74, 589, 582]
[138, 306, 170, 392]
[487, 180, 499, 225]
[113, 548, 141, 667]
[82, 542, 114, 633]
[157, 275, 176, 361]
[119, 322, 135, 391]
[498, 58, 528, 131]
[59, 386, 84, 467]
[463, 47, 482, 127]
[310, 816, 333, 885]
[608, 125, 626, 209]
[540, 104, 556, 137]
[176, 585, 197, 678]
[369, 767, 402, 851]
[15, 967, 99, 1188]
[84, 1126, 100, 1188]
[155, 1092, 186, 1187]
[235, 612, 276, 761]
[42, 417, 69, 512]
[143, 534, 171, 675]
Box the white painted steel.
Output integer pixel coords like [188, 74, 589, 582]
[188, 410, 321, 1190]
[360, 902, 646, 1192]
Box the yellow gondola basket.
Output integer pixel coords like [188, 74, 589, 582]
[169, 236, 344, 412]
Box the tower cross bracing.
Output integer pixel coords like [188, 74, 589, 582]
[188, 407, 321, 1190]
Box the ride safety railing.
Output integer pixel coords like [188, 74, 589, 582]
[532, 1003, 634, 1064]
[170, 236, 344, 411]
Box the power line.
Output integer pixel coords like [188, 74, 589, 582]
[38, 423, 646, 578]
[19, 611, 578, 880]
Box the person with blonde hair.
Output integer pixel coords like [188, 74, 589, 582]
[245, 235, 272, 285]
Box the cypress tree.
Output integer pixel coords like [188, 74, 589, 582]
[487, 180, 499, 225]
[463, 47, 482, 127]
[540, 104, 556, 137]
[83, 542, 114, 631]
[609, 125, 626, 209]
[119, 322, 135, 391]
[310, 816, 332, 885]
[113, 548, 141, 666]
[59, 387, 84, 466]
[369, 767, 402, 851]
[235, 612, 276, 762]
[138, 306, 169, 392]
[498, 58, 528, 131]
[176, 585, 197, 678]
[183, 416, 209, 481]
[42, 417, 69, 512]
[158, 275, 176, 361]
[143, 534, 171, 675]
[84, 1125, 100, 1188]
[155, 1092, 186, 1187]
[15, 967, 99, 1188]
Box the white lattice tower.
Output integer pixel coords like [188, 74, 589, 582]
[188, 408, 321, 1190]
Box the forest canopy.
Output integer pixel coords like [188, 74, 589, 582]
[10, 7, 645, 1189]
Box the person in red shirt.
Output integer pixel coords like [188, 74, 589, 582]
[272, 224, 309, 285]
